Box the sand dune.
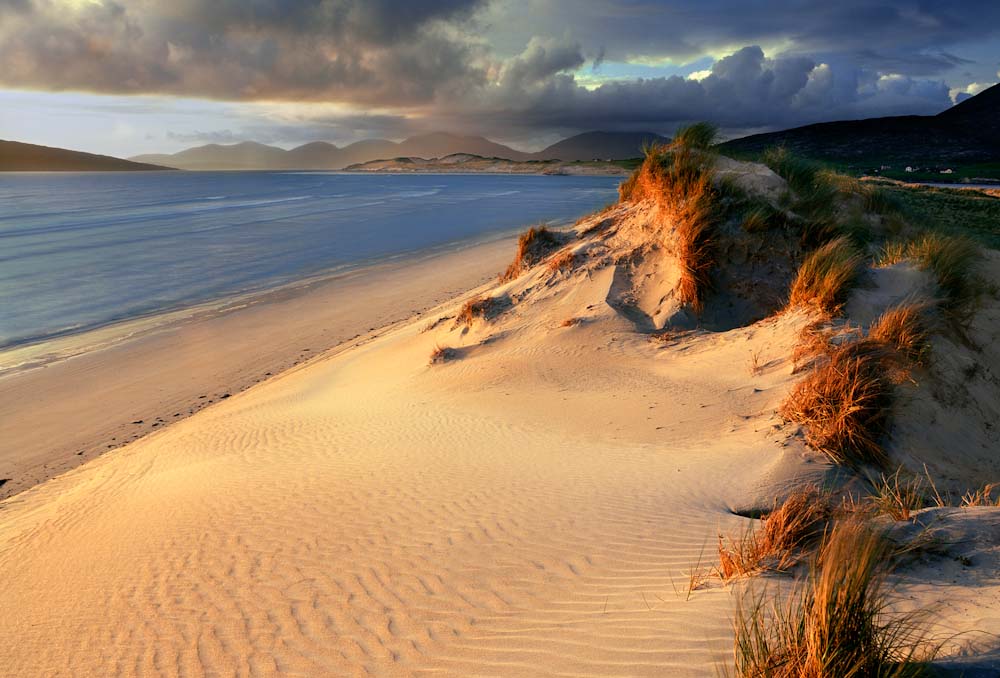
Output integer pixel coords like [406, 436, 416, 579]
[2, 156, 999, 676]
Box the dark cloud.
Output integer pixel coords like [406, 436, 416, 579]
[0, 0, 488, 103]
[441, 43, 952, 143]
[485, 1, 1000, 75]
[0, 0, 994, 146]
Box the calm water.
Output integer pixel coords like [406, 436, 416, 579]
[0, 172, 620, 348]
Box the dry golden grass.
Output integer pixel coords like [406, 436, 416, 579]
[906, 233, 981, 309]
[619, 127, 718, 312]
[869, 302, 930, 368]
[781, 340, 893, 468]
[501, 226, 561, 282]
[457, 296, 497, 327]
[868, 469, 928, 521]
[718, 486, 832, 580]
[875, 240, 910, 267]
[961, 483, 1000, 507]
[731, 520, 935, 677]
[874, 234, 981, 310]
[787, 236, 864, 314]
[547, 249, 576, 273]
[791, 321, 837, 373]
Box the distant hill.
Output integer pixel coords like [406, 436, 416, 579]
[532, 131, 669, 161]
[130, 130, 662, 171]
[718, 83, 1000, 172]
[1, 140, 171, 172]
[344, 153, 632, 175]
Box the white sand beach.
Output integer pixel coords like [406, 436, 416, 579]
[2, 158, 999, 677]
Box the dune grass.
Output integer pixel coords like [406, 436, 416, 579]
[740, 200, 784, 233]
[731, 520, 935, 678]
[620, 123, 720, 312]
[457, 296, 498, 327]
[672, 121, 718, 150]
[781, 340, 893, 468]
[764, 148, 905, 248]
[718, 486, 832, 580]
[869, 303, 930, 367]
[874, 234, 981, 310]
[906, 233, 981, 310]
[501, 226, 561, 282]
[763, 147, 826, 198]
[867, 468, 929, 521]
[961, 483, 1000, 507]
[547, 249, 576, 273]
[787, 236, 864, 314]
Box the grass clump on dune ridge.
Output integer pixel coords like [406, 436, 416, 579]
[906, 233, 981, 309]
[732, 520, 935, 678]
[718, 486, 832, 580]
[869, 303, 930, 367]
[671, 121, 719, 150]
[874, 234, 981, 310]
[866, 468, 931, 521]
[501, 225, 561, 282]
[547, 249, 576, 273]
[781, 340, 893, 469]
[787, 236, 864, 315]
[764, 148, 900, 247]
[620, 123, 720, 312]
[457, 296, 498, 327]
[762, 147, 826, 198]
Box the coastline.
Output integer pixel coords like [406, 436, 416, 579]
[0, 234, 515, 500]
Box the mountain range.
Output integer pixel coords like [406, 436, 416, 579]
[130, 131, 669, 171]
[3, 83, 996, 173]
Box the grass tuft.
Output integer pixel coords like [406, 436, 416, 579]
[547, 249, 576, 273]
[762, 147, 825, 197]
[732, 520, 935, 677]
[868, 469, 928, 521]
[781, 340, 893, 468]
[457, 296, 498, 327]
[869, 303, 930, 368]
[501, 226, 561, 282]
[740, 202, 782, 233]
[961, 483, 1000, 507]
[718, 486, 832, 580]
[906, 233, 981, 310]
[429, 345, 457, 364]
[620, 125, 719, 312]
[876, 240, 911, 267]
[672, 121, 719, 150]
[787, 236, 864, 314]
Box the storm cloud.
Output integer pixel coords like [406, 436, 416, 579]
[1, 0, 997, 145]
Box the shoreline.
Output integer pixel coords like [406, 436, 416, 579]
[0, 234, 516, 500]
[0, 229, 524, 377]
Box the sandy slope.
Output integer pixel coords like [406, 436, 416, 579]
[0, 229, 815, 675]
[2, 165, 999, 676]
[0, 237, 513, 501]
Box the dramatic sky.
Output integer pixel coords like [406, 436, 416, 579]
[1, 0, 998, 156]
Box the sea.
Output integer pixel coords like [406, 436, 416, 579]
[0, 171, 620, 351]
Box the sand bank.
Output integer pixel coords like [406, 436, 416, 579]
[0, 237, 514, 500]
